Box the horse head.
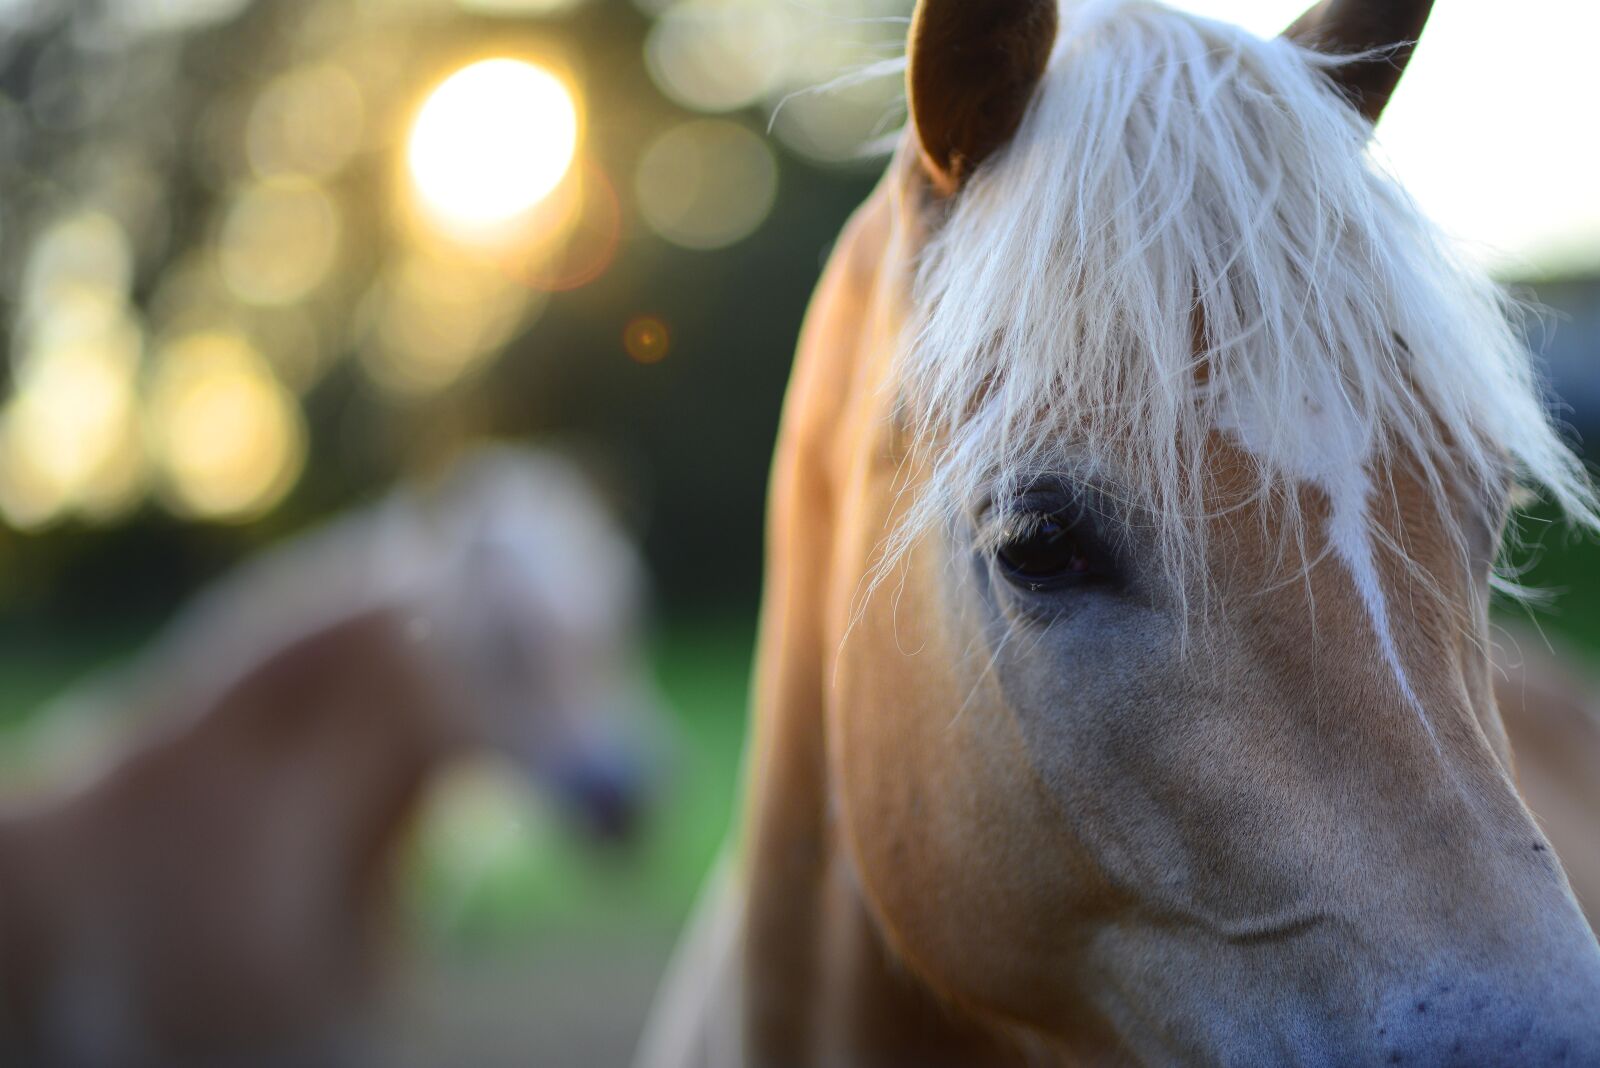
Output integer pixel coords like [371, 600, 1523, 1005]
[414, 447, 666, 841]
[739, 1, 1600, 1062]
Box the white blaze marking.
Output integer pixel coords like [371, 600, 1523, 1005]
[1319, 464, 1430, 718]
[1219, 382, 1436, 746]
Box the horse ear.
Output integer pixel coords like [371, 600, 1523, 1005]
[907, 0, 1058, 196]
[1284, 0, 1435, 123]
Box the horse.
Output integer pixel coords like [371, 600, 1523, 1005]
[0, 445, 665, 1067]
[638, 1, 1600, 1063]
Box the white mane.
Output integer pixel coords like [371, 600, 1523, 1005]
[896, 0, 1595, 617]
[8, 448, 638, 790]
[142, 446, 638, 705]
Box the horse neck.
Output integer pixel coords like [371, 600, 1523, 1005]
[119, 607, 457, 913]
[0, 608, 459, 1058]
[737, 183, 1040, 1066]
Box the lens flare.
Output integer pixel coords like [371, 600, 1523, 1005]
[408, 58, 579, 233]
[623, 315, 670, 364]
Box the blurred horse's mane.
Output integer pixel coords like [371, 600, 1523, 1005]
[891, 0, 1593, 624]
[149, 447, 634, 707]
[19, 448, 638, 782]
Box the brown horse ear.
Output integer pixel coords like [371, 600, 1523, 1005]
[907, 0, 1058, 196]
[1284, 0, 1435, 123]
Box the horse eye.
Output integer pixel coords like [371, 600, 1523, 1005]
[995, 514, 1098, 589]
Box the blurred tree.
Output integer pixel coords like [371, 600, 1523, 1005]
[0, 0, 896, 630]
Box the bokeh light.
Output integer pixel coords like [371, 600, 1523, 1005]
[359, 247, 541, 395]
[456, 0, 591, 13]
[0, 331, 144, 530]
[218, 178, 342, 307]
[624, 315, 671, 364]
[20, 211, 134, 314]
[78, 147, 172, 265]
[0, 413, 73, 532]
[146, 331, 307, 522]
[408, 59, 580, 234]
[246, 63, 367, 180]
[644, 0, 790, 114]
[110, 0, 253, 36]
[640, 0, 909, 162]
[766, 74, 905, 164]
[636, 120, 778, 251]
[503, 160, 624, 292]
[1, 209, 149, 530]
[16, 285, 144, 385]
[417, 761, 552, 931]
[244, 308, 329, 394]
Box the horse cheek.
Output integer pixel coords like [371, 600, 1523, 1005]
[828, 531, 1096, 1027]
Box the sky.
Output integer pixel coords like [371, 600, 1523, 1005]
[1169, 0, 1600, 275]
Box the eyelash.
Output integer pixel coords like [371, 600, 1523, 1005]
[990, 503, 1121, 592]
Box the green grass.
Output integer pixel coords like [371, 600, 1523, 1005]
[1499, 506, 1600, 653]
[0, 631, 140, 729]
[405, 616, 756, 946]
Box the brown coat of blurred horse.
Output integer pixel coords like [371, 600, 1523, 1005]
[0, 611, 444, 1067]
[0, 448, 663, 1067]
[640, 1, 1600, 1064]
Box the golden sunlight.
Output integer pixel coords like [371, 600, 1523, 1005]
[0, 338, 143, 530]
[407, 58, 580, 234]
[359, 246, 539, 395]
[146, 331, 307, 522]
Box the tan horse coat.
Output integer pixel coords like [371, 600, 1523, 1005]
[637, 0, 1600, 1051]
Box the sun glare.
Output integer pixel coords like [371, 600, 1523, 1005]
[407, 58, 580, 234]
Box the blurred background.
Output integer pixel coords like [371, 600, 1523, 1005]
[0, 0, 1594, 1063]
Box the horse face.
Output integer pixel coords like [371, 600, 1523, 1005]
[435, 452, 664, 840]
[1025, 458, 1599, 1046]
[830, 386, 1600, 1064]
[806, 0, 1600, 1060]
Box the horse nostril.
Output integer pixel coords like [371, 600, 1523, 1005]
[555, 748, 648, 843]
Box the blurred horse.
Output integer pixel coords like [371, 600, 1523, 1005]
[0, 446, 664, 1067]
[641, 0, 1600, 1064]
